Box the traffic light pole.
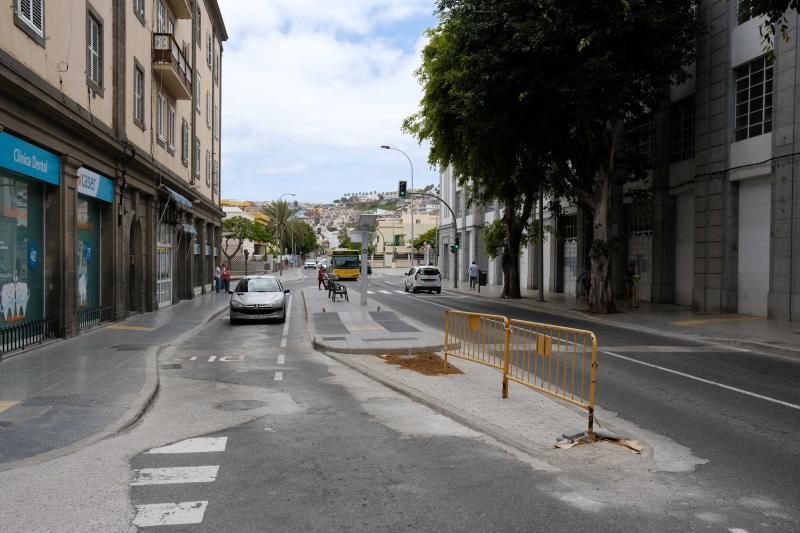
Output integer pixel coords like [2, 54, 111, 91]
[408, 191, 459, 289]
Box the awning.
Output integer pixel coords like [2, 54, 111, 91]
[179, 223, 198, 237]
[164, 186, 193, 210]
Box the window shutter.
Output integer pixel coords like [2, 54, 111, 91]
[32, 0, 43, 31]
[168, 104, 176, 148]
[157, 95, 165, 140]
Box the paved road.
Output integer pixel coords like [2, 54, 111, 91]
[124, 276, 783, 531]
[347, 274, 800, 526]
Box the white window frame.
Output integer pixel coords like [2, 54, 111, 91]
[206, 150, 211, 186]
[87, 11, 102, 88]
[193, 138, 200, 178]
[134, 0, 144, 19]
[207, 33, 213, 66]
[17, 0, 44, 37]
[181, 119, 189, 164]
[734, 55, 773, 142]
[213, 104, 219, 139]
[195, 73, 201, 112]
[157, 93, 166, 142]
[206, 92, 212, 128]
[167, 103, 176, 150]
[133, 65, 145, 124]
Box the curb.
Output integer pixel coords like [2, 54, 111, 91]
[312, 336, 444, 355]
[323, 350, 547, 459]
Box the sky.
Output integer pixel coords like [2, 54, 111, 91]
[218, 0, 438, 204]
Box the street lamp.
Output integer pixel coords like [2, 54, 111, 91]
[380, 145, 415, 265]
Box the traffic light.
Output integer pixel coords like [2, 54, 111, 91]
[398, 180, 407, 198]
[450, 236, 460, 254]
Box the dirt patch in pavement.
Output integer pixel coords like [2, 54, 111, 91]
[375, 352, 463, 376]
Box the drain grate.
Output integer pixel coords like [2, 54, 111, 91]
[111, 344, 153, 351]
[23, 395, 81, 407]
[160, 363, 183, 370]
[213, 400, 266, 411]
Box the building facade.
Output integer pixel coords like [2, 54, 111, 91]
[439, 2, 800, 321]
[0, 0, 227, 344]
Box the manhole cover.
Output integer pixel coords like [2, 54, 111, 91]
[23, 395, 81, 407]
[111, 344, 153, 351]
[213, 400, 266, 411]
[160, 364, 182, 370]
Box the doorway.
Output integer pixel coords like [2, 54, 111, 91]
[128, 217, 142, 313]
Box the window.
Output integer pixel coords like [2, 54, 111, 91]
[193, 138, 200, 179]
[735, 55, 773, 141]
[207, 33, 213, 66]
[133, 64, 145, 127]
[206, 91, 212, 128]
[213, 159, 219, 193]
[670, 96, 695, 162]
[16, 0, 45, 40]
[455, 190, 462, 217]
[167, 103, 176, 150]
[206, 150, 211, 186]
[87, 9, 103, 91]
[737, 0, 754, 25]
[196, 6, 202, 46]
[213, 104, 219, 139]
[195, 73, 201, 112]
[181, 119, 189, 165]
[156, 0, 165, 32]
[133, 0, 144, 23]
[214, 52, 220, 84]
[156, 93, 166, 142]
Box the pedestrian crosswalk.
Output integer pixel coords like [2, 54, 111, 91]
[131, 436, 228, 528]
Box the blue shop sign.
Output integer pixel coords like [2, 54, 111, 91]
[77, 167, 114, 203]
[0, 131, 61, 186]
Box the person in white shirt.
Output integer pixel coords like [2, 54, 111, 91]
[468, 261, 479, 289]
[214, 265, 221, 293]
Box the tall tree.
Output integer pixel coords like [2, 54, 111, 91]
[261, 200, 300, 259]
[404, 4, 557, 297]
[222, 216, 259, 263]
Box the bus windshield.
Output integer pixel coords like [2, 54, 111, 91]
[332, 255, 359, 268]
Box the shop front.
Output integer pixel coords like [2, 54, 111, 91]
[76, 167, 114, 324]
[0, 131, 59, 331]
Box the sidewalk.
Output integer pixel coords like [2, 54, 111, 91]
[0, 292, 228, 470]
[302, 284, 442, 354]
[442, 280, 800, 357]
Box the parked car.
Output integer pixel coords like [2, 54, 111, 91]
[229, 275, 290, 324]
[304, 259, 318, 269]
[404, 266, 442, 294]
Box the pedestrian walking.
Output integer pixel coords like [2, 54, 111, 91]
[222, 264, 231, 292]
[318, 265, 327, 290]
[214, 264, 221, 293]
[468, 261, 479, 290]
[624, 262, 637, 307]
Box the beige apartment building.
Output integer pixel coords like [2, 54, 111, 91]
[0, 0, 227, 348]
[374, 212, 439, 267]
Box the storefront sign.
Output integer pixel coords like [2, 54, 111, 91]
[0, 131, 61, 186]
[77, 167, 114, 203]
[29, 242, 39, 269]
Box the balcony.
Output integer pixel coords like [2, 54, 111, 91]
[165, 0, 192, 19]
[152, 33, 192, 101]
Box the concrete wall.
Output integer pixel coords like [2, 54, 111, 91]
[675, 192, 695, 306]
[738, 177, 771, 315]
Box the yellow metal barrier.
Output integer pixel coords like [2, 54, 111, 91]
[442, 310, 598, 435]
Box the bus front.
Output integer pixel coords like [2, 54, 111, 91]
[331, 251, 360, 280]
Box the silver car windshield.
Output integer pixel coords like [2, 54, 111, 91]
[236, 278, 281, 292]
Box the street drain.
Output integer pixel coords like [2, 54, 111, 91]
[160, 364, 182, 370]
[213, 400, 266, 411]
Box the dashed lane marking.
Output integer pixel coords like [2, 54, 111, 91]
[130, 466, 220, 486]
[146, 437, 228, 454]
[208, 356, 217, 363]
[274, 371, 284, 381]
[367, 290, 375, 294]
[394, 290, 405, 294]
[277, 354, 285, 365]
[379, 290, 391, 294]
[133, 501, 208, 527]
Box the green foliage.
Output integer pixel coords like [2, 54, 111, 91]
[737, 0, 799, 46]
[291, 220, 318, 254]
[482, 219, 507, 260]
[412, 228, 438, 251]
[261, 200, 300, 253]
[222, 216, 264, 261]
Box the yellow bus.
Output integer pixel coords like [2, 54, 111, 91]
[330, 248, 360, 280]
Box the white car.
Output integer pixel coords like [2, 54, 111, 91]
[304, 259, 318, 269]
[404, 266, 442, 294]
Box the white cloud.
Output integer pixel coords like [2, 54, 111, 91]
[218, 0, 436, 202]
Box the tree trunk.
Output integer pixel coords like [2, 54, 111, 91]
[501, 192, 535, 299]
[588, 170, 616, 313]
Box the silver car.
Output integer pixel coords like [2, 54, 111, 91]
[404, 266, 442, 294]
[229, 275, 290, 324]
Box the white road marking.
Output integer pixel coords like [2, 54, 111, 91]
[280, 338, 287, 348]
[220, 355, 244, 362]
[190, 356, 197, 361]
[367, 290, 375, 294]
[264, 427, 274, 432]
[274, 371, 284, 381]
[280, 295, 292, 348]
[603, 350, 800, 411]
[208, 356, 217, 363]
[146, 437, 228, 454]
[379, 290, 391, 294]
[130, 466, 219, 486]
[277, 354, 285, 365]
[383, 281, 398, 285]
[394, 290, 405, 294]
[133, 501, 208, 527]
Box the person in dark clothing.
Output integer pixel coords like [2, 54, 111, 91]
[624, 262, 636, 307]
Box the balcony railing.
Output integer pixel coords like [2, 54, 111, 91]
[152, 33, 192, 100]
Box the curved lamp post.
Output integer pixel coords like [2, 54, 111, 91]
[380, 145, 415, 265]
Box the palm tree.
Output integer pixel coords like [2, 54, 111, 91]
[262, 200, 300, 274]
